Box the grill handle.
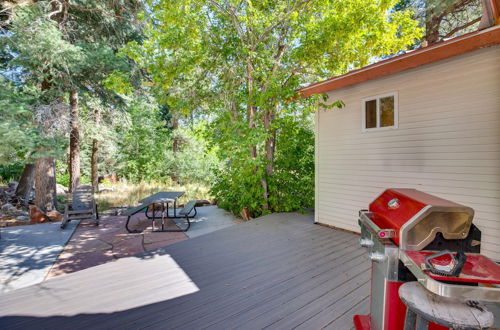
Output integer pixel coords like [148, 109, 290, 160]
[359, 211, 396, 240]
[425, 250, 467, 277]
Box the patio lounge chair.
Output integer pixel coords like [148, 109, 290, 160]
[60, 185, 99, 229]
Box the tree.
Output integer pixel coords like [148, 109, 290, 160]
[2, 3, 79, 209]
[395, 0, 483, 44]
[0, 81, 39, 205]
[2, 0, 144, 202]
[0, 79, 42, 164]
[14, 163, 35, 205]
[125, 0, 421, 216]
[0, 21, 70, 211]
[90, 107, 100, 191]
[158, 104, 181, 183]
[50, 0, 143, 192]
[68, 89, 80, 191]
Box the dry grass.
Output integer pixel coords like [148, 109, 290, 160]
[95, 181, 213, 212]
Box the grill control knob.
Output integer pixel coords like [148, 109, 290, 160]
[369, 252, 387, 263]
[359, 238, 374, 248]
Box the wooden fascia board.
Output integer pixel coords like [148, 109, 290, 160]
[297, 26, 500, 99]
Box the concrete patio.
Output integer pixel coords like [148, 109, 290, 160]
[0, 221, 79, 294]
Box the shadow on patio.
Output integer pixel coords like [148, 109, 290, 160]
[0, 221, 79, 293]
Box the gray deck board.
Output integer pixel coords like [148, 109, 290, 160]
[111, 237, 362, 329]
[0, 212, 369, 329]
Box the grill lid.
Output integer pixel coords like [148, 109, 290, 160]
[369, 189, 474, 250]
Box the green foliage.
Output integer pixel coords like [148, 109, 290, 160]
[211, 163, 267, 216]
[174, 125, 221, 185]
[1, 0, 425, 216]
[0, 163, 24, 183]
[1, 1, 144, 188]
[0, 80, 39, 163]
[115, 96, 172, 182]
[210, 112, 315, 215]
[268, 115, 315, 212]
[3, 6, 82, 98]
[114, 96, 220, 185]
[56, 171, 90, 187]
[0, 78, 66, 164]
[128, 0, 422, 217]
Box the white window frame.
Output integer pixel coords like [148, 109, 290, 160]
[361, 92, 398, 132]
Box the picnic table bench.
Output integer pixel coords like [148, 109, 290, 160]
[124, 192, 197, 233]
[60, 185, 99, 229]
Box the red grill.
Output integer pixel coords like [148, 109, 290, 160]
[354, 188, 500, 330]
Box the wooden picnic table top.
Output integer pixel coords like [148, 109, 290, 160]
[139, 191, 185, 204]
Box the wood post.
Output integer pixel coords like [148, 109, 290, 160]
[69, 89, 80, 193]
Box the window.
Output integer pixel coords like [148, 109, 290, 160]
[362, 93, 398, 131]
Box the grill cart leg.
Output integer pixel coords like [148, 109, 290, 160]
[404, 308, 417, 330]
[415, 316, 428, 330]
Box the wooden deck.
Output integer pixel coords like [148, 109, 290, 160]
[0, 212, 370, 329]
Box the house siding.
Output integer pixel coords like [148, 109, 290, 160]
[316, 45, 500, 260]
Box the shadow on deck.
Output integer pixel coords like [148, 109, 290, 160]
[0, 212, 370, 329]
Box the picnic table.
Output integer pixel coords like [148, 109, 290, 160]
[139, 191, 185, 219]
[124, 191, 197, 233]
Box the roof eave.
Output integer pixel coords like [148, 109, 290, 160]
[297, 25, 500, 99]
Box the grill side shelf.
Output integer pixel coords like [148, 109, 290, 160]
[399, 250, 500, 302]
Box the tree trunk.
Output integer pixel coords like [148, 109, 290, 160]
[91, 108, 100, 192]
[68, 89, 80, 192]
[424, 0, 445, 45]
[35, 156, 57, 212]
[264, 110, 276, 177]
[32, 0, 66, 212]
[170, 117, 179, 184]
[172, 117, 179, 153]
[246, 58, 257, 159]
[260, 108, 276, 211]
[15, 163, 35, 205]
[91, 140, 99, 192]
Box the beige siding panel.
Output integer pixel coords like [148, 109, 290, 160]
[316, 46, 500, 261]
